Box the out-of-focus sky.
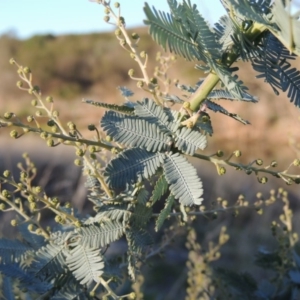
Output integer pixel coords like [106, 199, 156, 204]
[0, 0, 226, 39]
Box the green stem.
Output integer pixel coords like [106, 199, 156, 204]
[189, 22, 267, 112]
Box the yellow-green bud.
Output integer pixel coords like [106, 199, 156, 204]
[104, 7, 110, 14]
[293, 159, 300, 166]
[10, 130, 18, 138]
[130, 53, 136, 59]
[54, 215, 62, 223]
[90, 153, 97, 160]
[11, 219, 18, 227]
[118, 16, 125, 25]
[3, 170, 11, 178]
[23, 67, 31, 74]
[128, 292, 136, 300]
[103, 15, 110, 22]
[17, 183, 25, 189]
[1, 190, 9, 198]
[115, 29, 122, 36]
[52, 110, 59, 117]
[51, 197, 59, 205]
[23, 128, 29, 133]
[35, 228, 42, 234]
[74, 220, 82, 228]
[16, 81, 23, 88]
[27, 195, 35, 203]
[234, 150, 242, 157]
[46, 96, 53, 103]
[76, 149, 84, 157]
[89, 291, 96, 297]
[74, 159, 82, 166]
[29, 202, 36, 210]
[256, 159, 263, 166]
[216, 150, 224, 157]
[128, 69, 135, 77]
[114, 2, 120, 8]
[20, 171, 27, 180]
[40, 132, 48, 139]
[218, 166, 226, 175]
[111, 147, 118, 154]
[137, 81, 144, 88]
[65, 202, 71, 208]
[9, 58, 16, 65]
[28, 224, 34, 231]
[140, 51, 146, 58]
[67, 122, 76, 130]
[150, 77, 157, 84]
[27, 115, 34, 122]
[89, 146, 96, 153]
[4, 112, 14, 119]
[35, 110, 42, 117]
[0, 203, 6, 210]
[270, 160, 277, 167]
[47, 139, 54, 147]
[258, 176, 268, 184]
[31, 99, 38, 106]
[131, 32, 139, 40]
[34, 186, 42, 193]
[183, 102, 190, 109]
[105, 135, 112, 142]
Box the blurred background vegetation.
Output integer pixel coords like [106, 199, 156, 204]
[1, 28, 300, 298]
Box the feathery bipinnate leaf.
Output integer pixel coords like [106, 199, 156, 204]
[155, 194, 175, 231]
[204, 99, 250, 125]
[0, 263, 51, 293]
[2, 277, 14, 300]
[208, 89, 258, 102]
[222, 0, 275, 29]
[0, 238, 31, 263]
[101, 111, 172, 152]
[72, 221, 125, 249]
[252, 32, 300, 106]
[117, 86, 134, 98]
[104, 148, 165, 191]
[134, 98, 174, 133]
[18, 222, 45, 249]
[180, 0, 222, 61]
[131, 203, 153, 228]
[32, 241, 67, 280]
[194, 112, 214, 136]
[83, 99, 134, 115]
[174, 127, 207, 155]
[163, 153, 203, 206]
[126, 228, 153, 254]
[280, 61, 300, 106]
[211, 62, 251, 100]
[144, 2, 205, 61]
[66, 244, 104, 285]
[86, 204, 131, 225]
[150, 174, 169, 204]
[51, 282, 89, 300]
